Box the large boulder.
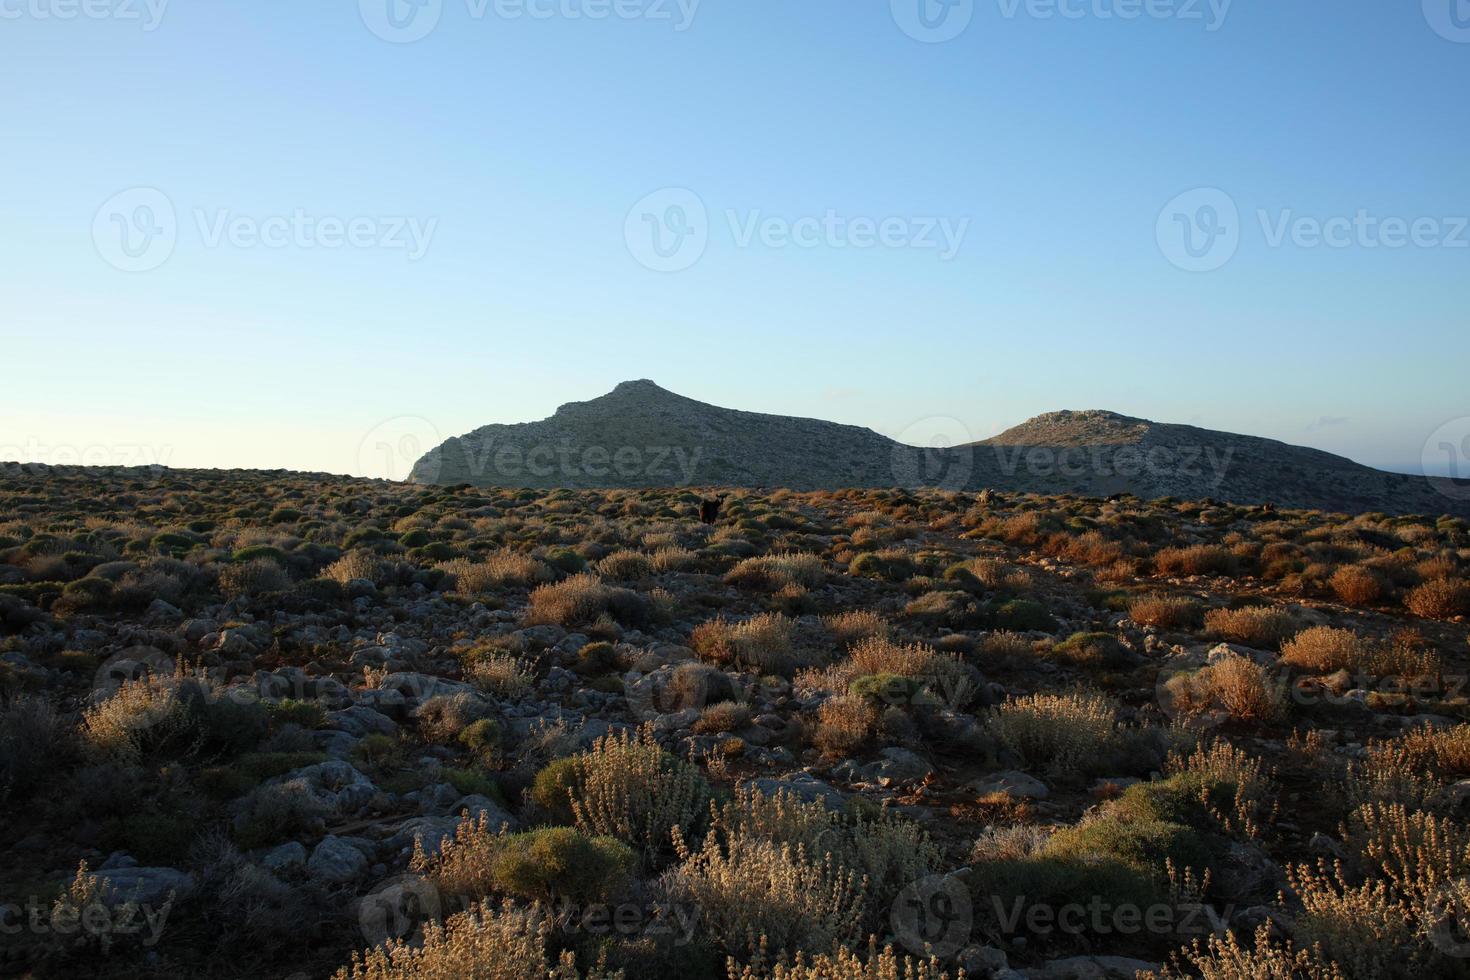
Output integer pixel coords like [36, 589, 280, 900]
[307, 836, 370, 884]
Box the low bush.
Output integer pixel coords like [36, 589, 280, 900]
[1204, 606, 1296, 650]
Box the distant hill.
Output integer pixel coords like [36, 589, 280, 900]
[975, 409, 1452, 516]
[410, 382, 1466, 517]
[408, 380, 900, 490]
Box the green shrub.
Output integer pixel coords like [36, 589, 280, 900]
[1049, 631, 1132, 669]
[576, 641, 620, 675]
[457, 718, 501, 759]
[992, 598, 1056, 631]
[232, 545, 288, 564]
[443, 766, 503, 802]
[530, 757, 581, 824]
[489, 827, 633, 902]
[268, 698, 325, 730]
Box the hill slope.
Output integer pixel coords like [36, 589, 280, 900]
[411, 384, 1463, 516]
[409, 380, 901, 490]
[974, 409, 1445, 515]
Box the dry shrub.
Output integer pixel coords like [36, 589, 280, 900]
[1204, 606, 1296, 649]
[1166, 739, 1277, 836]
[964, 558, 1033, 592]
[1, 696, 74, 802]
[979, 631, 1033, 661]
[1404, 578, 1470, 619]
[594, 550, 653, 581]
[1346, 737, 1449, 812]
[1165, 654, 1286, 726]
[539, 728, 709, 858]
[464, 654, 533, 698]
[1053, 530, 1126, 567]
[1282, 626, 1442, 679]
[1285, 860, 1429, 978]
[812, 694, 877, 757]
[986, 691, 1123, 775]
[821, 610, 889, 648]
[829, 636, 978, 709]
[324, 549, 384, 585]
[691, 613, 796, 674]
[219, 558, 290, 597]
[417, 693, 493, 744]
[1329, 564, 1385, 606]
[1280, 626, 1369, 673]
[524, 573, 645, 628]
[1346, 801, 1470, 902]
[332, 898, 620, 980]
[1129, 594, 1203, 630]
[81, 669, 194, 761]
[1155, 544, 1237, 577]
[413, 812, 630, 903]
[714, 784, 941, 915]
[1398, 724, 1470, 776]
[729, 940, 956, 980]
[663, 819, 866, 957]
[693, 701, 751, 735]
[1143, 923, 1345, 980]
[650, 546, 695, 573]
[439, 552, 551, 592]
[724, 554, 825, 591]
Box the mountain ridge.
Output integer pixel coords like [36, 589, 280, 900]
[409, 381, 1466, 517]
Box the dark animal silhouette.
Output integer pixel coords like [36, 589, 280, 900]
[699, 497, 723, 524]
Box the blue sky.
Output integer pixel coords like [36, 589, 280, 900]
[2, 0, 1467, 480]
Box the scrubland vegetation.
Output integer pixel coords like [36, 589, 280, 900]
[1, 468, 1468, 977]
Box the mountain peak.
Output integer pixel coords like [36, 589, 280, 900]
[610, 379, 667, 396]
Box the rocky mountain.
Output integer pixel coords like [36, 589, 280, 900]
[408, 380, 901, 491]
[410, 382, 1466, 517]
[974, 409, 1455, 516]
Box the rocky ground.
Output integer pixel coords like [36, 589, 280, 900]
[1, 468, 1469, 978]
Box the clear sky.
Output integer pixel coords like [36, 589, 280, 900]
[3, 0, 1467, 480]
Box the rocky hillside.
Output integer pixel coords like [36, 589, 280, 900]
[409, 380, 900, 490]
[973, 409, 1454, 516]
[412, 383, 1466, 517]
